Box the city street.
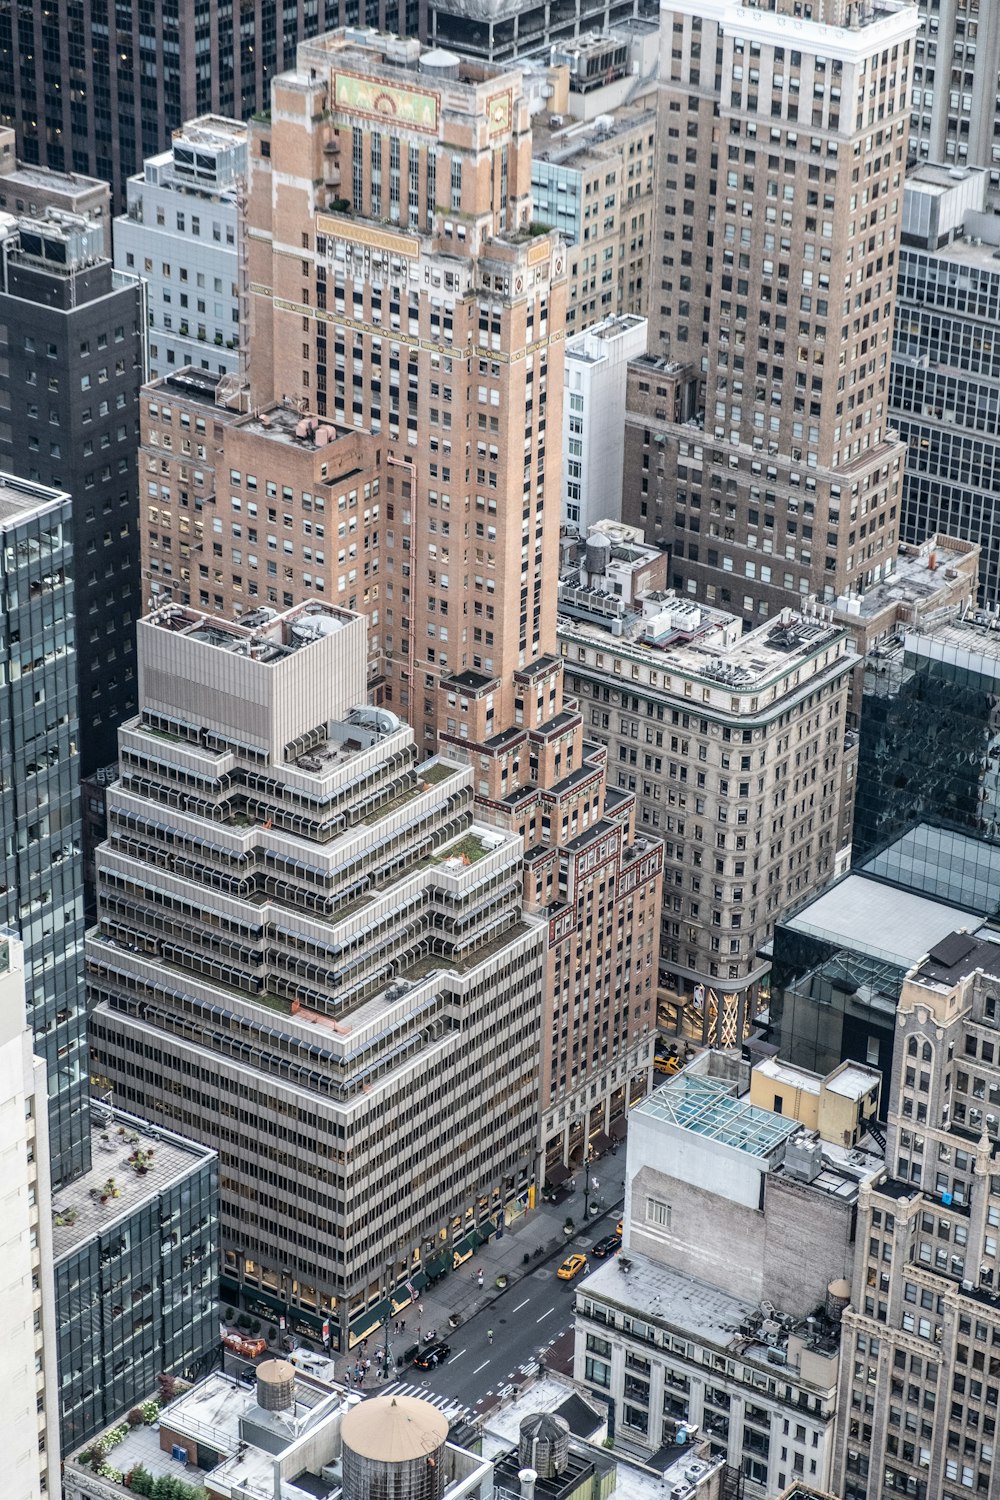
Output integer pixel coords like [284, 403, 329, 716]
[378, 1198, 622, 1418]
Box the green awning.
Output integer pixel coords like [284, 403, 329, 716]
[349, 1297, 390, 1347]
[424, 1249, 451, 1278]
[452, 1231, 477, 1265]
[472, 1220, 496, 1246]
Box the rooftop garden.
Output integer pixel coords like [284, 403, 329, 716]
[434, 832, 493, 865]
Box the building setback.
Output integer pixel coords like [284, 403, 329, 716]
[834, 932, 1000, 1500]
[243, 30, 663, 1176]
[0, 474, 89, 1189]
[114, 116, 248, 382]
[556, 522, 855, 1041]
[623, 0, 918, 621]
[0, 208, 146, 776]
[0, 934, 60, 1500]
[86, 600, 547, 1347]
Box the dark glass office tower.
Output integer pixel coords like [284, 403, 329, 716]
[853, 614, 1000, 901]
[0, 473, 90, 1188]
[0, 209, 145, 776]
[0, 0, 419, 209]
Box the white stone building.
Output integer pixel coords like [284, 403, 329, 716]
[0, 934, 59, 1499]
[562, 313, 647, 532]
[113, 116, 246, 380]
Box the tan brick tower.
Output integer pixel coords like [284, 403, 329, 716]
[245, 30, 663, 1171]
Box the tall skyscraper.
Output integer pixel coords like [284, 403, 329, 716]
[834, 929, 1000, 1500]
[245, 30, 663, 1172]
[891, 162, 1000, 605]
[626, 0, 918, 621]
[908, 0, 1000, 200]
[0, 209, 145, 775]
[0, 933, 60, 1500]
[87, 599, 546, 1346]
[0, 474, 89, 1189]
[0, 0, 419, 209]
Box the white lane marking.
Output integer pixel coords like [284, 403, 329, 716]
[513, 1298, 530, 1312]
[473, 1359, 490, 1374]
[449, 1349, 466, 1362]
[536, 1307, 554, 1323]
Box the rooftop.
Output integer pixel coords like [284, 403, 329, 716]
[0, 472, 68, 525]
[236, 403, 353, 447]
[50, 1104, 216, 1260]
[635, 1073, 800, 1159]
[836, 535, 978, 620]
[147, 599, 355, 663]
[781, 871, 981, 968]
[532, 105, 655, 166]
[578, 1251, 841, 1376]
[914, 930, 1000, 989]
[824, 1064, 882, 1102]
[906, 611, 1000, 667]
[559, 597, 849, 695]
[145, 365, 237, 410]
[565, 313, 647, 362]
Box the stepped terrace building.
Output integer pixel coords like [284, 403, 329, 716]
[86, 600, 546, 1349]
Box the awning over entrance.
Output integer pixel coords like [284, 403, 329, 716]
[472, 1220, 495, 1246]
[545, 1159, 572, 1186]
[452, 1231, 477, 1268]
[424, 1248, 451, 1279]
[610, 1115, 628, 1141]
[591, 1130, 612, 1156]
[349, 1298, 389, 1348]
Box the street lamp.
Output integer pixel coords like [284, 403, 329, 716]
[281, 1267, 292, 1348]
[582, 1142, 593, 1224]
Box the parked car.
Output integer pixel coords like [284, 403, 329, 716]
[654, 1051, 681, 1076]
[413, 1341, 451, 1369]
[616, 1219, 623, 1236]
[557, 1252, 589, 1281]
[591, 1233, 622, 1259]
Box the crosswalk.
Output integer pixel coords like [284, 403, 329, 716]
[378, 1379, 471, 1421]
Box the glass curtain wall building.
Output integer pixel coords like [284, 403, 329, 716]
[853, 615, 1000, 905]
[0, 474, 89, 1188]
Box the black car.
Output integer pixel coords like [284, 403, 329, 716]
[591, 1232, 622, 1259]
[413, 1341, 451, 1369]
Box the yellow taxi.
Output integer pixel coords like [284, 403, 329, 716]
[557, 1252, 589, 1281]
[616, 1219, 623, 1236]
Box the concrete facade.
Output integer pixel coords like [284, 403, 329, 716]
[240, 30, 664, 1176]
[86, 600, 549, 1347]
[572, 1052, 880, 1496]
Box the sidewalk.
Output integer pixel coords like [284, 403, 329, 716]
[227, 1153, 627, 1384]
[393, 1153, 628, 1350]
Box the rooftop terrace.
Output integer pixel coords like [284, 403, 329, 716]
[50, 1105, 215, 1260]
